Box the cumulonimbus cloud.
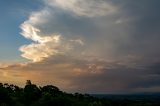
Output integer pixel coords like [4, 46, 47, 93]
[20, 22, 62, 62]
[19, 24, 83, 62]
[19, 9, 84, 62]
[19, 0, 116, 62]
[9, 0, 160, 93]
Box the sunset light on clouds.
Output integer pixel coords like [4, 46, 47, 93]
[0, 0, 160, 93]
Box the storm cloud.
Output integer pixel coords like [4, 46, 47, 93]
[0, 0, 160, 93]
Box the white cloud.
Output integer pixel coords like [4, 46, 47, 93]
[70, 39, 84, 45]
[20, 19, 64, 62]
[20, 17, 83, 62]
[18, 0, 119, 63]
[19, 1, 86, 62]
[46, 0, 116, 17]
[20, 41, 59, 62]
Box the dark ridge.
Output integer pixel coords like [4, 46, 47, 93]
[0, 80, 160, 106]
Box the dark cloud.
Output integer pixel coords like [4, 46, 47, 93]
[110, 0, 160, 58]
[147, 62, 160, 75]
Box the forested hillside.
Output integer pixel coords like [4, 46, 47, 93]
[0, 80, 159, 106]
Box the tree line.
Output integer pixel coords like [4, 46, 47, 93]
[0, 80, 159, 106]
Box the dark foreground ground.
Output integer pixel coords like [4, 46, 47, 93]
[0, 81, 160, 106]
[92, 93, 160, 106]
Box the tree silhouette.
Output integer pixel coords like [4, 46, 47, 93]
[0, 80, 159, 106]
[26, 80, 32, 85]
[24, 80, 41, 105]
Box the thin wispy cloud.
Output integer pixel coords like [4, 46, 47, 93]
[46, 0, 116, 17]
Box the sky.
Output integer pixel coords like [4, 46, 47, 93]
[0, 0, 160, 93]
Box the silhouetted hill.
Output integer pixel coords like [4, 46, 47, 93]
[0, 80, 160, 106]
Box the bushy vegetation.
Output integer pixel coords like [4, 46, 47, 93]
[0, 80, 159, 106]
[0, 80, 103, 106]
